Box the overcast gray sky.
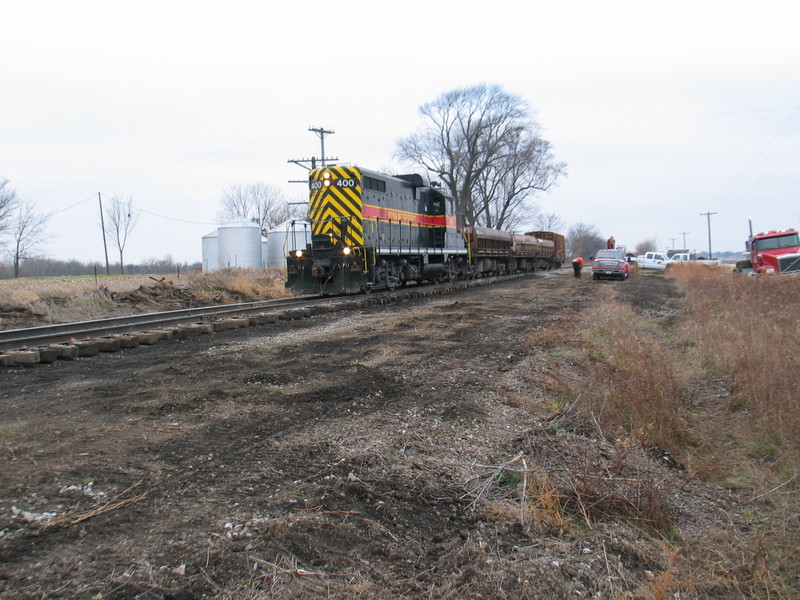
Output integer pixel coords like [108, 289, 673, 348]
[2, 0, 798, 264]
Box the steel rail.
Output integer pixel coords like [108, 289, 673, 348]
[0, 273, 537, 355]
[0, 296, 328, 352]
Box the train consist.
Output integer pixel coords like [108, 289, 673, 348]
[285, 165, 565, 295]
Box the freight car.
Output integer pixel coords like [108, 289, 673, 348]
[285, 165, 564, 295]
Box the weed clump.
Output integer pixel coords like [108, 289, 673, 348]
[570, 301, 690, 454]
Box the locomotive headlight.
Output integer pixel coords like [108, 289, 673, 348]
[342, 246, 352, 255]
[295, 249, 303, 258]
[323, 171, 331, 186]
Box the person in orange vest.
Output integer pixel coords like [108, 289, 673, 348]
[572, 256, 584, 278]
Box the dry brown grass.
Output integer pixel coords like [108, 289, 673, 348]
[185, 268, 290, 304]
[556, 265, 800, 597]
[0, 268, 289, 326]
[0, 274, 164, 305]
[565, 266, 800, 476]
[668, 266, 800, 474]
[570, 300, 690, 453]
[668, 266, 800, 598]
[481, 458, 573, 534]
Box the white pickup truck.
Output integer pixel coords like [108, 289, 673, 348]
[668, 253, 720, 267]
[634, 251, 671, 270]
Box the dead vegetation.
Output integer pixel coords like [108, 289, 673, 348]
[1, 268, 798, 599]
[0, 268, 289, 329]
[557, 265, 800, 597]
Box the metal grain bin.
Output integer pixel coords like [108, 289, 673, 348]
[202, 229, 219, 271]
[265, 220, 312, 268]
[217, 221, 263, 269]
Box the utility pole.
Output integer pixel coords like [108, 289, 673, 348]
[670, 238, 676, 250]
[700, 212, 717, 259]
[98, 192, 110, 275]
[287, 126, 339, 182]
[679, 231, 689, 249]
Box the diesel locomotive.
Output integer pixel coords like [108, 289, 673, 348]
[285, 165, 565, 295]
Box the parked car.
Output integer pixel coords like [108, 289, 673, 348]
[592, 249, 630, 281]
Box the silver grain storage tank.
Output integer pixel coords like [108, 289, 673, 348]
[202, 229, 219, 271]
[266, 220, 312, 268]
[217, 221, 263, 269]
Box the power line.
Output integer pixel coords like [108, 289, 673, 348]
[95, 192, 216, 226]
[712, 104, 800, 213]
[135, 207, 216, 226]
[47, 194, 95, 216]
[556, 106, 796, 131]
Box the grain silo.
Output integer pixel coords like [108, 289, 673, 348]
[201, 229, 219, 271]
[265, 220, 312, 268]
[217, 221, 263, 269]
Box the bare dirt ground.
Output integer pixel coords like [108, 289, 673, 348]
[0, 271, 750, 599]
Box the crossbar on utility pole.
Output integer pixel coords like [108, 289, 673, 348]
[309, 126, 335, 167]
[700, 212, 717, 259]
[287, 126, 339, 176]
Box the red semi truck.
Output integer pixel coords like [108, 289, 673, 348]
[734, 228, 800, 275]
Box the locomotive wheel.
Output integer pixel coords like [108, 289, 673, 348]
[442, 261, 457, 282]
[384, 264, 401, 291]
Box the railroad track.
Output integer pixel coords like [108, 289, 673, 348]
[0, 274, 531, 366]
[0, 296, 332, 355]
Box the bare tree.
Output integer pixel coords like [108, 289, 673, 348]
[8, 200, 49, 278]
[567, 222, 604, 260]
[634, 237, 658, 255]
[396, 84, 566, 229]
[531, 210, 566, 234]
[217, 183, 301, 234]
[0, 177, 19, 237]
[106, 195, 140, 274]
